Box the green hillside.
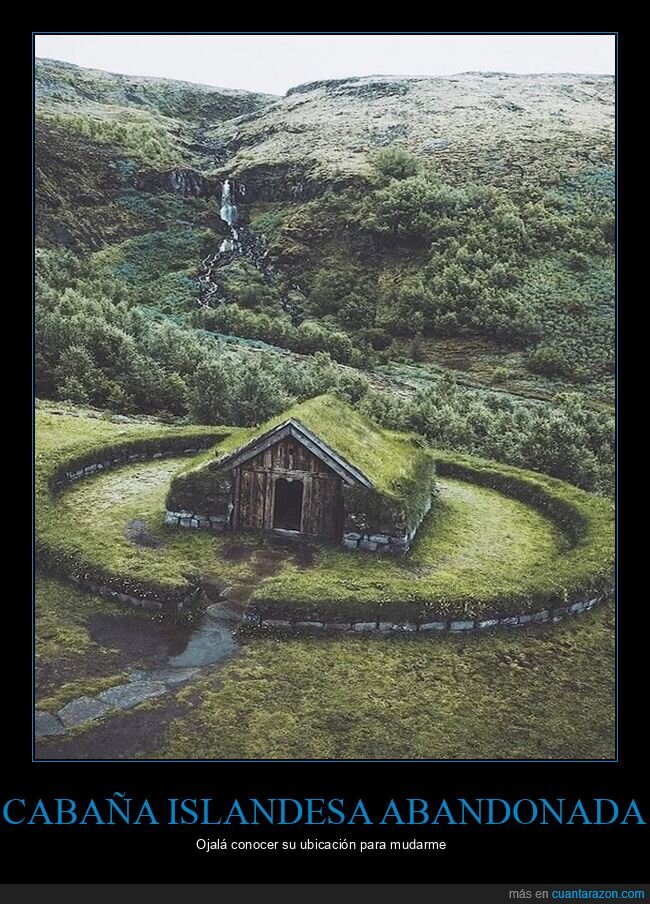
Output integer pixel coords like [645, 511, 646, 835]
[34, 60, 615, 493]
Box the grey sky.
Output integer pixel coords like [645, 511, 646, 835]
[34, 34, 615, 95]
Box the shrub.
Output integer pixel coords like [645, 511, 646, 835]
[527, 346, 573, 378]
[371, 147, 422, 181]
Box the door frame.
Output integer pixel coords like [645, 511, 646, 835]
[271, 473, 304, 533]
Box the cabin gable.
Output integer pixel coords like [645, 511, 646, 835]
[232, 433, 344, 538]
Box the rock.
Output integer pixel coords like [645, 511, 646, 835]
[500, 616, 520, 627]
[58, 696, 111, 728]
[450, 620, 475, 631]
[262, 619, 292, 628]
[390, 537, 409, 550]
[35, 711, 65, 737]
[295, 621, 323, 630]
[392, 622, 418, 632]
[138, 668, 200, 687]
[200, 574, 229, 596]
[420, 622, 446, 631]
[137, 169, 209, 197]
[353, 622, 376, 632]
[98, 681, 167, 710]
[359, 540, 378, 552]
[422, 138, 450, 151]
[377, 621, 396, 631]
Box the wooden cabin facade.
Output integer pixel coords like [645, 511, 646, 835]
[225, 420, 372, 538]
[165, 395, 437, 554]
[232, 437, 342, 537]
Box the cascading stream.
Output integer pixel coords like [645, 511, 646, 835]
[219, 178, 237, 226]
[198, 177, 299, 316]
[198, 177, 268, 304]
[218, 178, 240, 253]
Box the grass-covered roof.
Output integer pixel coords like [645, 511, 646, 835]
[212, 394, 430, 500]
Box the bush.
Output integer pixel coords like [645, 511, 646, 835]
[527, 346, 573, 378]
[371, 147, 422, 181]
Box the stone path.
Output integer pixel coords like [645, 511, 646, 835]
[36, 668, 201, 737]
[35, 604, 238, 739]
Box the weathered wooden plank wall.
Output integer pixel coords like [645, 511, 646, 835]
[232, 437, 342, 538]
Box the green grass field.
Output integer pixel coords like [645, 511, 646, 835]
[34, 405, 615, 760]
[161, 603, 615, 759]
[35, 573, 614, 760]
[36, 406, 613, 619]
[53, 457, 566, 604]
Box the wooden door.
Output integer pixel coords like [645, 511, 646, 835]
[234, 467, 269, 529]
[303, 474, 342, 538]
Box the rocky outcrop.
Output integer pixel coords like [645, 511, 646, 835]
[216, 72, 614, 188]
[136, 168, 216, 197]
[36, 58, 276, 123]
[224, 162, 364, 203]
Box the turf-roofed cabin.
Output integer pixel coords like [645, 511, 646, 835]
[166, 396, 437, 553]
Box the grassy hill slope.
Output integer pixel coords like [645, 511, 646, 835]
[34, 60, 615, 492]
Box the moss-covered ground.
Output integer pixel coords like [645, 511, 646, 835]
[34, 406, 615, 760]
[36, 598, 615, 760]
[40, 429, 565, 612]
[162, 602, 615, 760]
[256, 478, 566, 617]
[35, 572, 202, 712]
[37, 407, 613, 618]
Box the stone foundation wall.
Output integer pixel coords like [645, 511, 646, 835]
[343, 497, 433, 554]
[167, 497, 435, 554]
[165, 509, 229, 531]
[53, 446, 207, 490]
[245, 591, 611, 635]
[66, 573, 202, 614]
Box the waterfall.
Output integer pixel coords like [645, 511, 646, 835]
[218, 179, 240, 255]
[199, 177, 270, 305]
[220, 179, 238, 226]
